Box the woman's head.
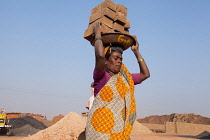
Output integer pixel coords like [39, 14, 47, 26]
[105, 45, 123, 75]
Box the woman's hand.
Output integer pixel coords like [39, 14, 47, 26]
[131, 38, 150, 82]
[131, 41, 139, 54]
[93, 22, 101, 37]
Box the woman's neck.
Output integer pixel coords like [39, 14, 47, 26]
[106, 69, 118, 76]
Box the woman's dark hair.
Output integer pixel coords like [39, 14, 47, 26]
[105, 45, 123, 59]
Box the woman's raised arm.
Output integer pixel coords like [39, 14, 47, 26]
[94, 22, 105, 72]
[131, 40, 150, 82]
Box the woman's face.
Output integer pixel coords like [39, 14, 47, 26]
[105, 51, 123, 74]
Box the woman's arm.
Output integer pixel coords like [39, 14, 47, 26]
[94, 22, 105, 72]
[131, 40, 150, 82]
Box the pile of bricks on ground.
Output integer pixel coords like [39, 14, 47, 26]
[84, 0, 131, 41]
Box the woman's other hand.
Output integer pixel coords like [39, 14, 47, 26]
[131, 37, 150, 82]
[131, 42, 139, 52]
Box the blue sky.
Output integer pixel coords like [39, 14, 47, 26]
[0, 0, 210, 120]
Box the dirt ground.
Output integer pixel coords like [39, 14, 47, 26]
[0, 136, 24, 140]
[132, 134, 199, 140]
[0, 134, 205, 140]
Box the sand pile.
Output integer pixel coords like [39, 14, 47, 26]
[22, 113, 152, 139]
[24, 112, 86, 140]
[9, 116, 47, 136]
[131, 121, 153, 135]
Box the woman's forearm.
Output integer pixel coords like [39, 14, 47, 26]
[134, 50, 150, 82]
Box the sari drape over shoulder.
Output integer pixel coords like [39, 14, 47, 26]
[86, 63, 136, 140]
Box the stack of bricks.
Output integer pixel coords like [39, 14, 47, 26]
[84, 0, 131, 41]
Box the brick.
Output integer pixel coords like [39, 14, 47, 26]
[84, 29, 93, 41]
[124, 19, 130, 29]
[89, 11, 101, 24]
[89, 7, 116, 24]
[115, 12, 126, 25]
[91, 0, 117, 15]
[101, 0, 117, 12]
[101, 7, 116, 20]
[95, 16, 113, 29]
[116, 4, 127, 16]
[113, 22, 124, 33]
[84, 22, 115, 41]
[121, 28, 129, 35]
[91, 4, 101, 15]
[87, 22, 95, 31]
[101, 23, 114, 34]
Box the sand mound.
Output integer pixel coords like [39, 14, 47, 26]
[24, 112, 86, 140]
[23, 112, 152, 140]
[131, 121, 153, 135]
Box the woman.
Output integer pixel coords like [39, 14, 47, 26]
[86, 22, 150, 140]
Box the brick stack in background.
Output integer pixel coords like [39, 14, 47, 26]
[84, 0, 131, 42]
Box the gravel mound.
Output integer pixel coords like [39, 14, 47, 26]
[11, 124, 40, 136]
[196, 131, 210, 139]
[9, 116, 47, 129]
[9, 116, 47, 136]
[9, 116, 47, 130]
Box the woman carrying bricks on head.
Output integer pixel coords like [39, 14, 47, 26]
[85, 22, 150, 140]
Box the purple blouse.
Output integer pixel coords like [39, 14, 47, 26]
[93, 68, 141, 97]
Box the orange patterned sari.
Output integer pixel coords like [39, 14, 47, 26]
[86, 63, 136, 140]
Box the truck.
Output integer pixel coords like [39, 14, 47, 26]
[0, 108, 12, 136]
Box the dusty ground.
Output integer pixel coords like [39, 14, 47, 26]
[0, 134, 205, 140]
[132, 134, 199, 140]
[0, 136, 24, 140]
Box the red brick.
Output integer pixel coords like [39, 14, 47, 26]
[101, 23, 114, 34]
[84, 29, 93, 41]
[89, 11, 101, 24]
[113, 22, 124, 33]
[95, 16, 113, 29]
[116, 4, 127, 16]
[124, 19, 130, 29]
[87, 22, 95, 31]
[84, 22, 115, 41]
[102, 7, 116, 20]
[91, 4, 101, 15]
[115, 12, 126, 25]
[101, 0, 117, 12]
[121, 29, 129, 35]
[89, 7, 116, 24]
[91, 0, 117, 15]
